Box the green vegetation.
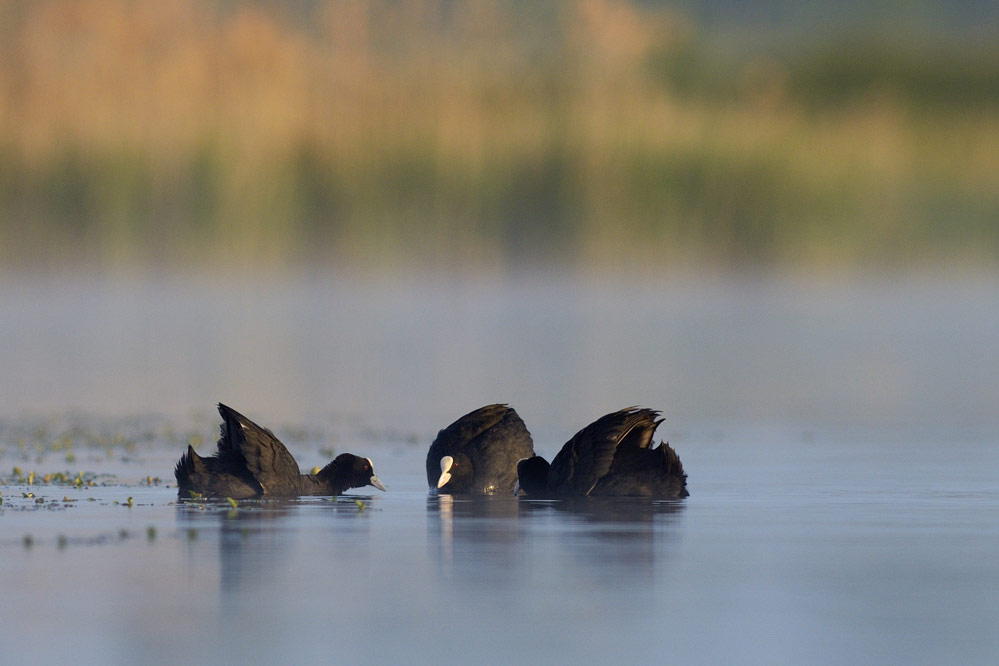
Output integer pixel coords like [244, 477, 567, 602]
[0, 0, 996, 272]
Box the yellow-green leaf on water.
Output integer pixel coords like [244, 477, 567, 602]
[127, 496, 134, 507]
[187, 490, 203, 500]
[226, 497, 238, 509]
[355, 499, 366, 512]
[27, 471, 35, 485]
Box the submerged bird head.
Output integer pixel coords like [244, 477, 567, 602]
[515, 456, 551, 497]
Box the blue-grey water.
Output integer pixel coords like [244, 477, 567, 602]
[1, 273, 997, 665]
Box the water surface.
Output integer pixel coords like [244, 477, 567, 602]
[1, 274, 997, 664]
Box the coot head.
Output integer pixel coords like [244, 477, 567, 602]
[435, 453, 474, 493]
[321, 453, 387, 493]
[515, 456, 551, 496]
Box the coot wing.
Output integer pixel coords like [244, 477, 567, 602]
[549, 407, 661, 495]
[655, 440, 685, 478]
[217, 403, 302, 493]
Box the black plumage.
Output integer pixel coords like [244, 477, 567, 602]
[426, 404, 534, 494]
[516, 407, 687, 498]
[175, 403, 386, 498]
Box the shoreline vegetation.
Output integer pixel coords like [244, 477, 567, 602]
[1, 0, 997, 273]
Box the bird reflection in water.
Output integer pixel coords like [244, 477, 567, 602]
[427, 493, 525, 582]
[176, 497, 373, 599]
[427, 494, 685, 584]
[531, 498, 685, 574]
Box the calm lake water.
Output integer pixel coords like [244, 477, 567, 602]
[1, 272, 997, 664]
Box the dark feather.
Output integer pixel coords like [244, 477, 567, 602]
[520, 407, 688, 499]
[426, 404, 534, 493]
[174, 404, 384, 498]
[217, 403, 301, 495]
[548, 408, 661, 495]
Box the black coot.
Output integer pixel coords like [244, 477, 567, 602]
[426, 404, 534, 494]
[175, 403, 386, 498]
[516, 407, 687, 498]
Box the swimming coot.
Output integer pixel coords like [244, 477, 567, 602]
[175, 403, 386, 498]
[426, 404, 534, 494]
[516, 407, 687, 498]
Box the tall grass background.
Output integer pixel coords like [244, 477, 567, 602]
[1, 0, 997, 275]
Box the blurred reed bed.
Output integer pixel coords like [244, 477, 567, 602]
[0, 0, 997, 273]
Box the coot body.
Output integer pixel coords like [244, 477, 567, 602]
[175, 403, 386, 498]
[516, 407, 687, 499]
[426, 404, 534, 494]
